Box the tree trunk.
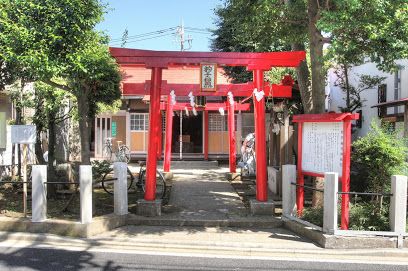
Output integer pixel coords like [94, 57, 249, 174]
[34, 127, 46, 165]
[76, 88, 91, 165]
[343, 63, 351, 111]
[47, 113, 57, 198]
[33, 101, 46, 165]
[308, 0, 326, 114]
[292, 43, 313, 114]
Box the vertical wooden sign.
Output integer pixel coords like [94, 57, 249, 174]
[200, 63, 217, 92]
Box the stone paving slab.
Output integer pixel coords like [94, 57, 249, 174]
[92, 225, 321, 250]
[164, 167, 248, 220]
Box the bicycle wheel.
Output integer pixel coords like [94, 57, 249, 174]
[101, 167, 134, 195]
[117, 145, 131, 163]
[139, 169, 166, 199]
[102, 145, 113, 162]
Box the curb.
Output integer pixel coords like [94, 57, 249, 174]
[1, 231, 408, 261]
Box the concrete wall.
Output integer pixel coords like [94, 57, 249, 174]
[328, 59, 408, 138]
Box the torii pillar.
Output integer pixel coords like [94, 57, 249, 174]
[248, 69, 274, 215]
[227, 100, 236, 174]
[145, 67, 162, 201]
[163, 95, 174, 177]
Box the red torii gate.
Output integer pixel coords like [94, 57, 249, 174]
[110, 48, 306, 204]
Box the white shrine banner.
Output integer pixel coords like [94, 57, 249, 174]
[301, 122, 343, 177]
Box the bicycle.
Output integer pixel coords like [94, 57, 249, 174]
[102, 137, 130, 163]
[101, 161, 166, 199]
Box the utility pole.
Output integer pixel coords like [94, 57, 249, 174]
[176, 19, 192, 51]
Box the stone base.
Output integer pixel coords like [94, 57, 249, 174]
[163, 172, 174, 181]
[249, 199, 275, 216]
[137, 199, 162, 217]
[226, 172, 240, 181]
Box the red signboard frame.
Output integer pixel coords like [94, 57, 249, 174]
[293, 113, 359, 230]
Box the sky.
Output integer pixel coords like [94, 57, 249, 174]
[97, 0, 223, 52]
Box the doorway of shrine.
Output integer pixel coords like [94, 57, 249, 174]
[172, 112, 203, 154]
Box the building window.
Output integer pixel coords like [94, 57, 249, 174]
[130, 113, 149, 131]
[209, 113, 237, 131]
[209, 114, 225, 131]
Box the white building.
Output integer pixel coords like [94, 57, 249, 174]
[328, 60, 408, 138]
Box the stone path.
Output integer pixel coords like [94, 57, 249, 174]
[162, 167, 248, 220]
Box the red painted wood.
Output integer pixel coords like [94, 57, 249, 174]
[163, 96, 174, 172]
[227, 101, 236, 173]
[294, 114, 359, 228]
[297, 123, 304, 216]
[253, 70, 268, 202]
[341, 120, 352, 230]
[204, 111, 209, 160]
[159, 102, 251, 111]
[110, 47, 306, 69]
[122, 82, 292, 97]
[292, 113, 360, 122]
[157, 111, 162, 160]
[145, 67, 162, 201]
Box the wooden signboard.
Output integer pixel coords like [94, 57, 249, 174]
[200, 63, 217, 92]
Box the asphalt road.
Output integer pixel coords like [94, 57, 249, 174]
[0, 246, 407, 271]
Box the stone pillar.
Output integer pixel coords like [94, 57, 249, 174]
[80, 165, 92, 224]
[323, 172, 338, 234]
[282, 165, 297, 217]
[390, 175, 407, 237]
[114, 162, 128, 215]
[31, 165, 47, 222]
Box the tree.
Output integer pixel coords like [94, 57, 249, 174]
[68, 39, 122, 164]
[212, 0, 408, 113]
[0, 0, 121, 165]
[333, 67, 385, 113]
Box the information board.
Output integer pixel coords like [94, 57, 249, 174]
[301, 122, 343, 177]
[11, 125, 37, 144]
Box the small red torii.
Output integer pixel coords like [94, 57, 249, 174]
[110, 47, 306, 204]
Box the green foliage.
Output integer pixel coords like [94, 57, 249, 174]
[319, 0, 408, 71]
[91, 160, 111, 181]
[68, 39, 122, 118]
[348, 202, 390, 231]
[301, 206, 324, 227]
[352, 122, 408, 193]
[0, 0, 105, 81]
[32, 82, 75, 129]
[300, 202, 390, 231]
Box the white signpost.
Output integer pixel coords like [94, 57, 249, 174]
[11, 125, 37, 217]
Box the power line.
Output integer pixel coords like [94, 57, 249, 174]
[110, 27, 178, 42]
[110, 33, 175, 46]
